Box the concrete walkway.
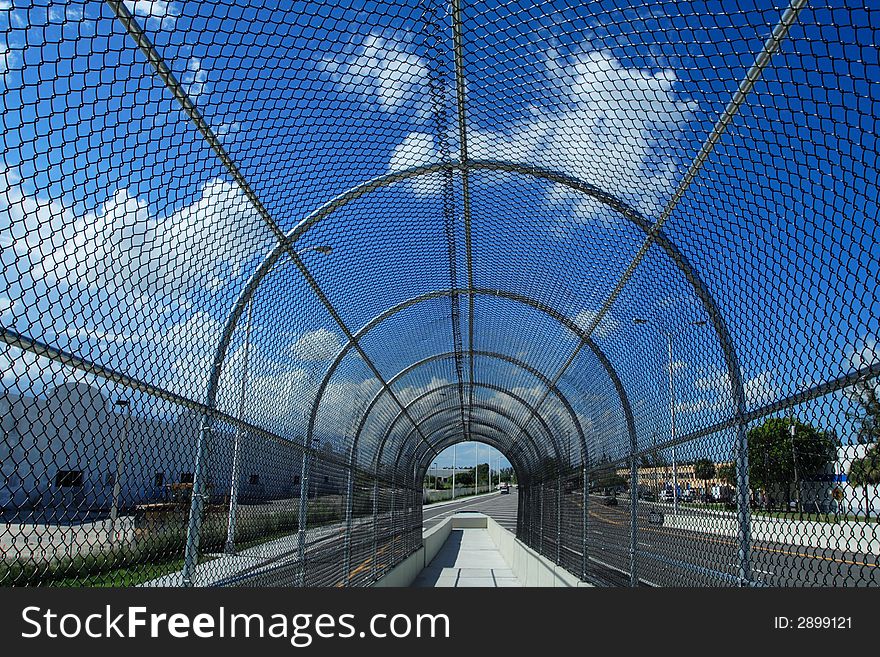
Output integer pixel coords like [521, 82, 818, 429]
[412, 528, 521, 587]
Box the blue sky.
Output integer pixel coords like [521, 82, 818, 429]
[1, 0, 877, 471]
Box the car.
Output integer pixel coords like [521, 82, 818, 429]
[658, 489, 675, 503]
[603, 495, 618, 506]
[499, 485, 509, 494]
[639, 491, 657, 502]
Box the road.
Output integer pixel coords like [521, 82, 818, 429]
[553, 494, 880, 587]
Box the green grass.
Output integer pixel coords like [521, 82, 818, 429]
[45, 557, 190, 587]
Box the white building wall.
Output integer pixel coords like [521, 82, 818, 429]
[835, 443, 880, 516]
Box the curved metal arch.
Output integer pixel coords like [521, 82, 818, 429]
[416, 433, 529, 488]
[375, 381, 561, 472]
[389, 401, 547, 479]
[402, 420, 534, 487]
[344, 345, 586, 482]
[309, 288, 596, 463]
[319, 286, 632, 469]
[347, 350, 576, 476]
[400, 401, 555, 478]
[369, 349, 587, 482]
[199, 158, 747, 577]
[207, 161, 742, 460]
[392, 405, 541, 482]
[413, 430, 531, 488]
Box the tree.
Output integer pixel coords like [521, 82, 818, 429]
[693, 458, 716, 500]
[747, 417, 837, 509]
[717, 463, 736, 487]
[848, 444, 880, 518]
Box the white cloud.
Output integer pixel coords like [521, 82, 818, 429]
[388, 132, 444, 197]
[573, 308, 619, 340]
[123, 1, 179, 29]
[669, 359, 687, 373]
[0, 46, 18, 80]
[215, 121, 240, 144]
[11, 176, 273, 296]
[693, 367, 779, 409]
[0, 295, 17, 319]
[289, 328, 344, 361]
[389, 46, 696, 221]
[48, 2, 85, 22]
[181, 57, 207, 99]
[848, 336, 879, 372]
[0, 342, 98, 394]
[322, 33, 430, 114]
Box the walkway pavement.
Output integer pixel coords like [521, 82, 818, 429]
[412, 528, 521, 587]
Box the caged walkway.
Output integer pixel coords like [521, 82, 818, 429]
[412, 526, 522, 588]
[0, 0, 879, 588]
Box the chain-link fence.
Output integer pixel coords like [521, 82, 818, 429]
[1, 0, 877, 587]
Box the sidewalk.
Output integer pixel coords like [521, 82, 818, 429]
[411, 528, 521, 587]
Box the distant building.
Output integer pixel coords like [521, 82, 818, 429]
[0, 383, 341, 517]
[616, 461, 735, 499]
[834, 443, 880, 517]
[424, 467, 472, 483]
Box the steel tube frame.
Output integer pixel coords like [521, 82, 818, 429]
[383, 383, 561, 456]
[341, 397, 540, 576]
[393, 391, 558, 475]
[379, 388, 550, 486]
[407, 410, 542, 485]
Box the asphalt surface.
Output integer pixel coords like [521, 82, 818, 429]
[556, 494, 880, 587]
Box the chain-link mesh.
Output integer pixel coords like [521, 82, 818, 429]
[1, 0, 877, 587]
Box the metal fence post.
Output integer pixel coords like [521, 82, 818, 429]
[181, 415, 212, 586]
[296, 443, 310, 587]
[539, 482, 545, 554]
[630, 456, 639, 587]
[342, 466, 355, 585]
[556, 474, 562, 565]
[224, 432, 243, 554]
[736, 421, 752, 585]
[371, 478, 380, 581]
[582, 466, 589, 581]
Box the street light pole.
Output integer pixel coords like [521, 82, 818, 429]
[790, 423, 801, 513]
[110, 398, 130, 543]
[290, 245, 333, 585]
[452, 444, 456, 500]
[474, 441, 478, 495]
[634, 318, 706, 517]
[666, 331, 680, 517]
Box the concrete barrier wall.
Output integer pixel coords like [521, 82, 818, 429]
[372, 547, 425, 587]
[371, 513, 593, 587]
[485, 516, 591, 587]
[372, 515, 452, 587]
[423, 516, 453, 566]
